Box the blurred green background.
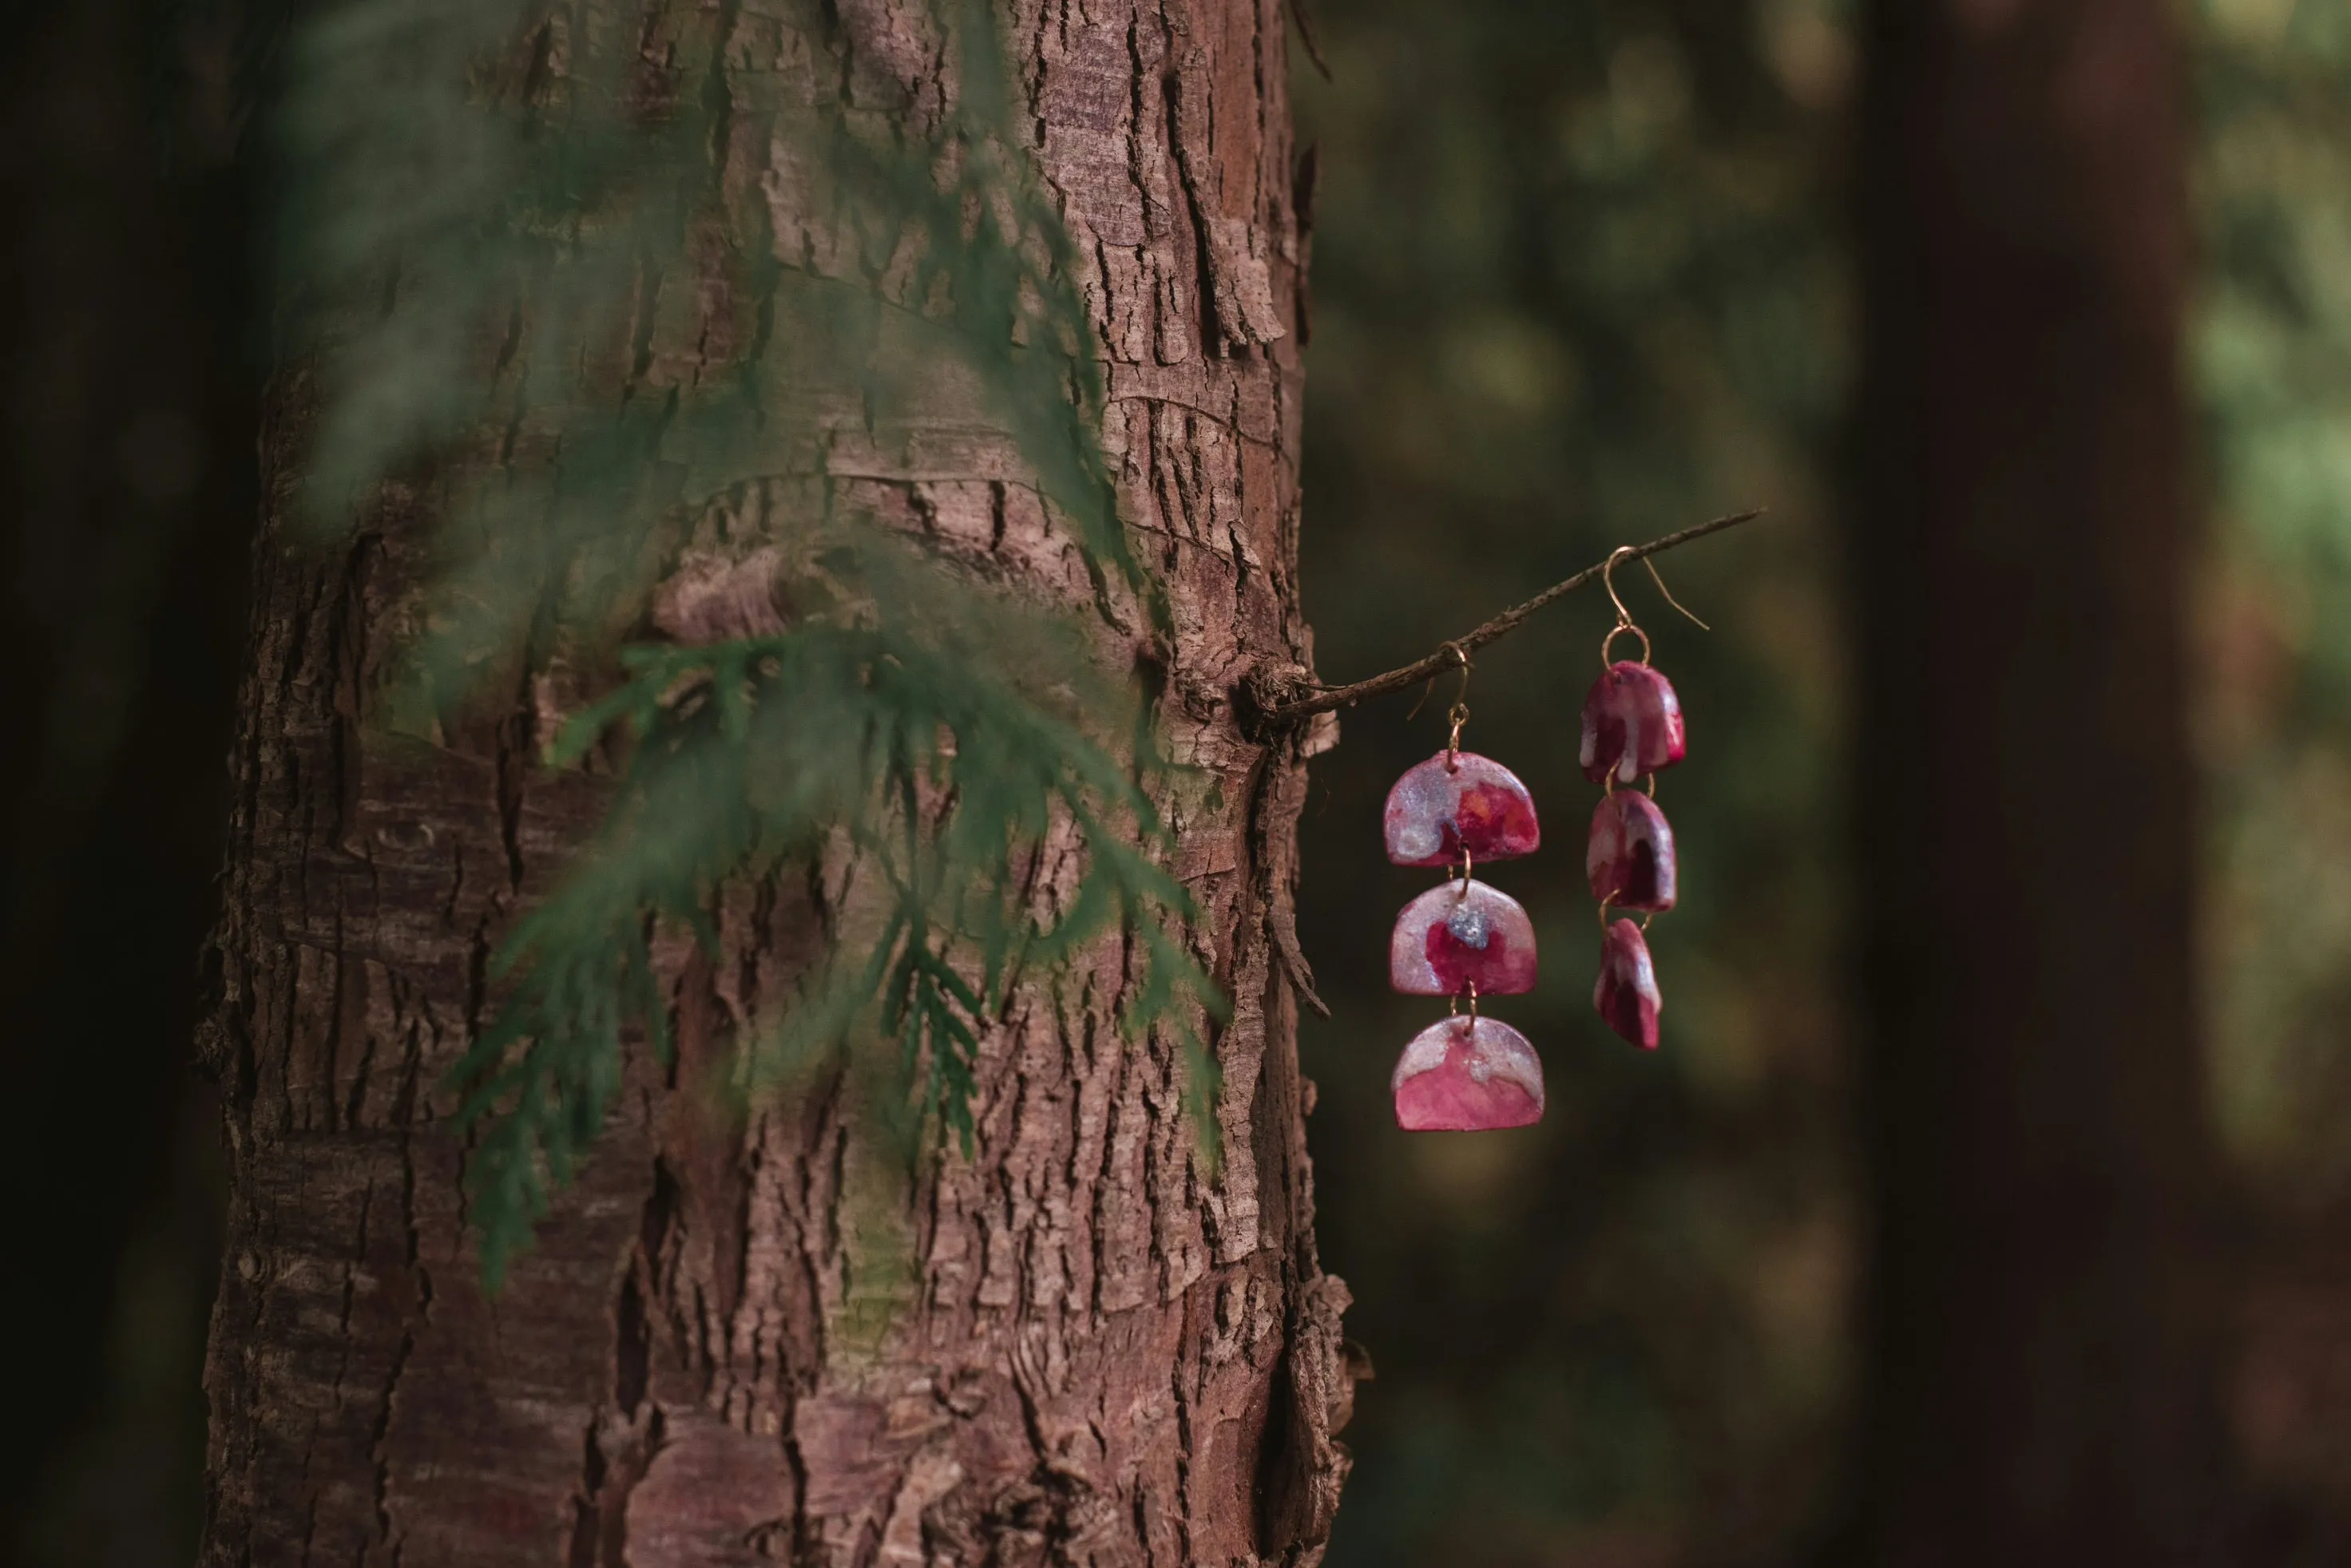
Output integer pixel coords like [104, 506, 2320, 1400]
[1292, 4, 1845, 1562]
[1290, 0, 2351, 1563]
[13, 0, 2351, 1563]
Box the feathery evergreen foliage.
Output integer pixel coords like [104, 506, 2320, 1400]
[275, 0, 1218, 1286]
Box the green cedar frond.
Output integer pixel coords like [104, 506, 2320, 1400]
[449, 614, 1219, 1288]
[276, 0, 1217, 1285]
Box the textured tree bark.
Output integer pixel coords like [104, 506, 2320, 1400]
[196, 2, 1350, 1564]
[1849, 1, 2226, 1563]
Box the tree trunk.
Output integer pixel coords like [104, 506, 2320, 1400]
[1849, 1, 2226, 1562]
[197, 2, 1349, 1565]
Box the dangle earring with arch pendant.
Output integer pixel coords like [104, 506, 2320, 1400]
[1582, 547, 1707, 1051]
[1382, 646, 1545, 1130]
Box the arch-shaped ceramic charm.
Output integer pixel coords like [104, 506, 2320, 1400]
[1579, 662, 1685, 786]
[1391, 1016, 1545, 1130]
[1390, 880, 1537, 996]
[1595, 918, 1662, 1051]
[1382, 751, 1541, 867]
[1587, 791, 1677, 912]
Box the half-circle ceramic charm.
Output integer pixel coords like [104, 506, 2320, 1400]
[1383, 751, 1542, 867]
[1580, 662, 1685, 786]
[1595, 918, 1662, 1051]
[1392, 1016, 1545, 1130]
[1390, 880, 1538, 996]
[1587, 791, 1677, 912]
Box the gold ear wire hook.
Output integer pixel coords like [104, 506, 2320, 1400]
[1406, 642, 1469, 726]
[1439, 643, 1471, 769]
[1640, 556, 1711, 631]
[1600, 545, 1711, 667]
[1601, 547, 1651, 667]
[1444, 642, 1472, 705]
[1603, 546, 1639, 632]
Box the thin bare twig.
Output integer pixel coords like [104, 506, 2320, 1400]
[1260, 509, 1764, 725]
[1287, 0, 1332, 79]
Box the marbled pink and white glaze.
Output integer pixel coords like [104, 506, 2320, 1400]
[1594, 918, 1662, 1051]
[1578, 662, 1686, 786]
[1587, 790, 1677, 912]
[1382, 750, 1542, 866]
[1390, 880, 1538, 996]
[1391, 1016, 1546, 1130]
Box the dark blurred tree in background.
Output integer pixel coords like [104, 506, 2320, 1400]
[0, 0, 251, 1558]
[1850, 2, 2224, 1564]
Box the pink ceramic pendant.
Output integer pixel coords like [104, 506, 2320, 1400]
[1587, 791, 1677, 912]
[1579, 662, 1686, 786]
[1383, 751, 1541, 866]
[1392, 1016, 1545, 1130]
[1594, 918, 1662, 1051]
[1390, 881, 1538, 996]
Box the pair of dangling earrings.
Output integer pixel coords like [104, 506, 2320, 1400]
[1378, 547, 1705, 1131]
